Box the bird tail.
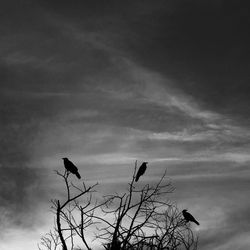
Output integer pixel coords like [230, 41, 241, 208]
[76, 172, 81, 179]
[194, 220, 200, 225]
[135, 175, 139, 182]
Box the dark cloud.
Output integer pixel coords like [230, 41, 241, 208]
[12, 0, 248, 123]
[34, 0, 250, 121]
[111, 1, 250, 120]
[0, 166, 48, 229]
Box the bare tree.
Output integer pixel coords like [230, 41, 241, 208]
[38, 231, 60, 250]
[38, 162, 198, 250]
[38, 170, 98, 250]
[93, 162, 197, 250]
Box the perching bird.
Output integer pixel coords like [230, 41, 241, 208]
[182, 209, 199, 225]
[135, 162, 148, 182]
[62, 157, 81, 179]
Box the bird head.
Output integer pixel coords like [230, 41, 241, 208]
[144, 162, 148, 164]
[182, 209, 188, 212]
[62, 157, 68, 160]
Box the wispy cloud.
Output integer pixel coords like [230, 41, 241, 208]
[112, 59, 220, 121]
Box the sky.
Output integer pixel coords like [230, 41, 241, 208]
[1, 0, 250, 249]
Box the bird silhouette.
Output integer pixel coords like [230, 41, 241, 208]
[135, 162, 148, 182]
[62, 157, 81, 179]
[182, 209, 199, 225]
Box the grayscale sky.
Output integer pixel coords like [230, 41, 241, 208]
[1, 1, 250, 249]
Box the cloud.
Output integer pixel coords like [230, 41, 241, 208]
[169, 170, 250, 249]
[0, 166, 49, 230]
[1, 1, 250, 249]
[94, 58, 221, 122]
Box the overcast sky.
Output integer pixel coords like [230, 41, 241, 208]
[1, 1, 250, 249]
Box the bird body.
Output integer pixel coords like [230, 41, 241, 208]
[62, 157, 81, 179]
[182, 209, 199, 225]
[135, 162, 148, 182]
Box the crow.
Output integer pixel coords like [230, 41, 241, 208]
[182, 209, 199, 225]
[135, 162, 148, 182]
[62, 157, 81, 179]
